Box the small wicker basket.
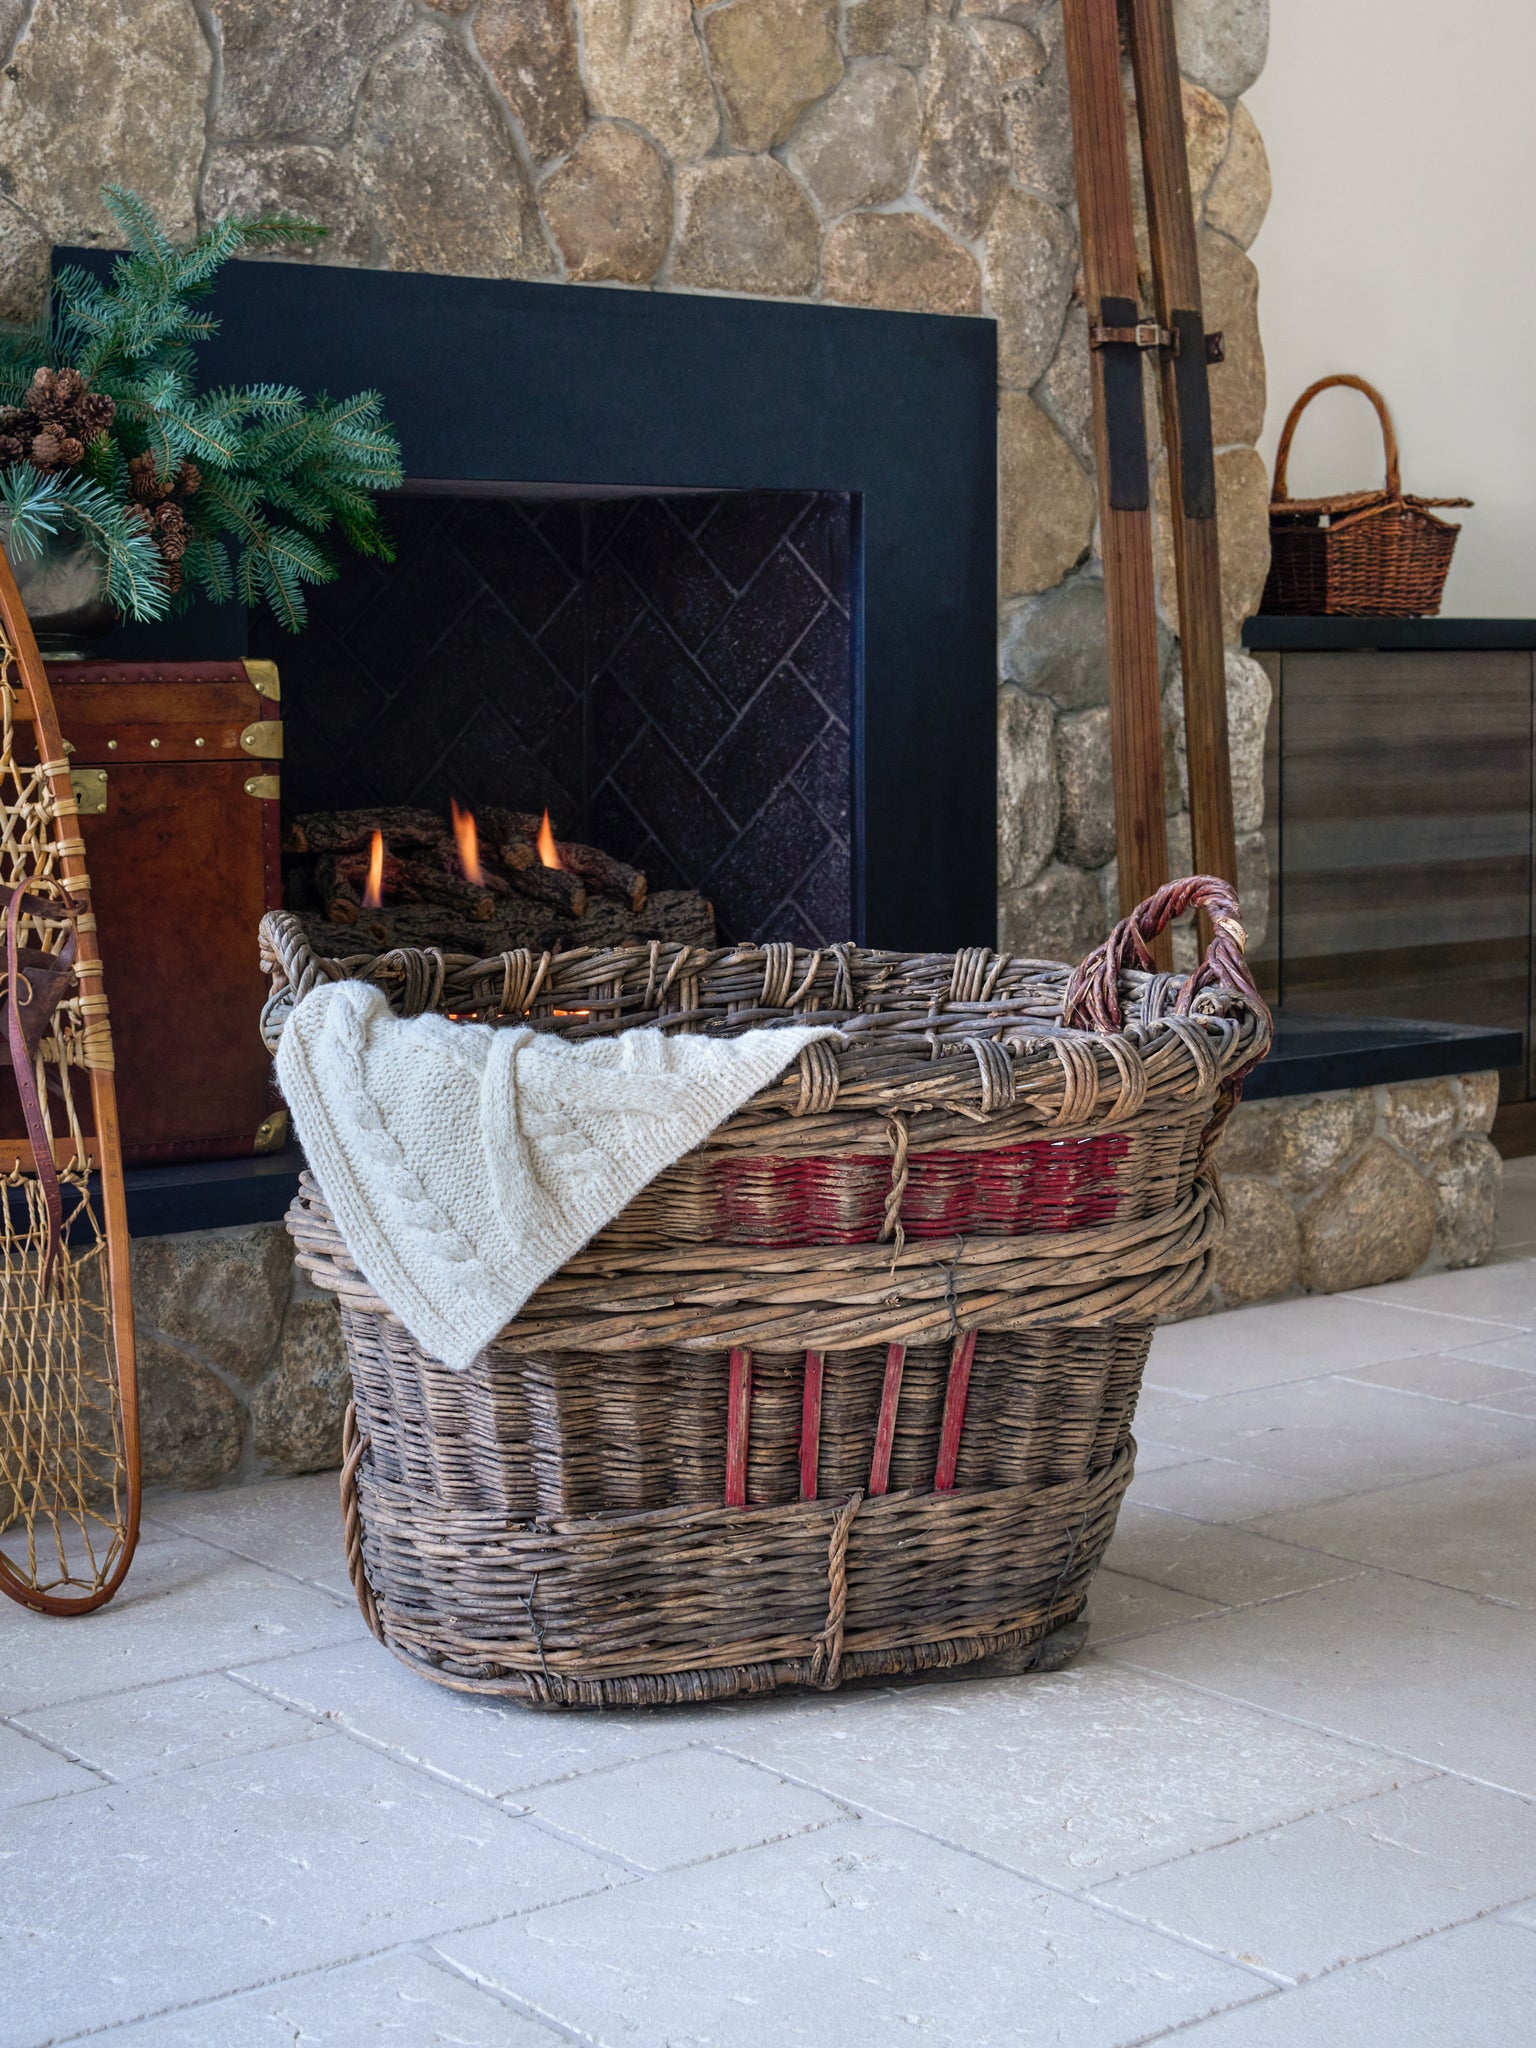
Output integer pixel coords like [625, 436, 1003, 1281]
[261, 877, 1270, 1709]
[1262, 374, 1471, 617]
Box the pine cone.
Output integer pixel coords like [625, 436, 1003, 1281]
[153, 501, 189, 558]
[0, 433, 25, 465]
[29, 428, 61, 468]
[129, 450, 172, 503]
[175, 460, 202, 497]
[77, 391, 115, 439]
[58, 436, 84, 466]
[53, 368, 83, 406]
[26, 367, 55, 410]
[162, 558, 184, 596]
[0, 407, 23, 431]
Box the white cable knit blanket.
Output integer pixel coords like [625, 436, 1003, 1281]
[275, 979, 838, 1371]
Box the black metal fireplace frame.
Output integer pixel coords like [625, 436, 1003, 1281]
[70, 253, 1000, 951]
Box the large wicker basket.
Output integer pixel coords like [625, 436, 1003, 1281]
[1262, 374, 1471, 617]
[260, 877, 1269, 1708]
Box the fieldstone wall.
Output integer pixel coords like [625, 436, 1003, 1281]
[1210, 1073, 1502, 1310]
[0, 0, 1273, 965]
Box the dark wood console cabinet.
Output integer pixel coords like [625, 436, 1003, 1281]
[1245, 619, 1536, 1106]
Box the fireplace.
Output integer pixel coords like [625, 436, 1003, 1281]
[83, 254, 999, 952]
[262, 484, 857, 948]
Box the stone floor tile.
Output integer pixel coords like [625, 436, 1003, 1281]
[1147, 1915, 1536, 2044]
[0, 1539, 365, 1715]
[1128, 1436, 1208, 1473]
[1133, 1373, 1536, 1489]
[1445, 1327, 1536, 1373]
[1249, 1454, 1536, 1608]
[437, 1820, 1261, 2048]
[0, 1734, 620, 2048]
[145, 1473, 350, 1596]
[715, 1661, 1430, 1890]
[230, 1640, 848, 1800]
[1339, 1350, 1536, 1405]
[14, 1671, 327, 1781]
[1096, 1774, 1536, 1982]
[525, 1746, 848, 1870]
[1345, 1254, 1536, 1327]
[1105, 1569, 1536, 1795]
[1085, 1568, 1221, 1645]
[0, 1720, 101, 1808]
[76, 1951, 565, 2046]
[1105, 1503, 1363, 1606]
[1142, 1294, 1519, 1398]
[1126, 1455, 1355, 1525]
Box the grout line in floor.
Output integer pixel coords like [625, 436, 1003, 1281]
[1098, 1639, 1536, 1807]
[707, 1743, 1296, 1992]
[1131, 1893, 1536, 2044]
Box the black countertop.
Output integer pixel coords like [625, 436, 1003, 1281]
[1243, 616, 1536, 652]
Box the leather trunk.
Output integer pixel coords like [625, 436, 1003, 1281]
[40, 659, 283, 1167]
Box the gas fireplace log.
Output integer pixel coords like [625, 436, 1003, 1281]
[297, 884, 715, 964]
[286, 806, 446, 856]
[429, 833, 514, 899]
[504, 861, 588, 917]
[402, 859, 497, 922]
[501, 835, 647, 911]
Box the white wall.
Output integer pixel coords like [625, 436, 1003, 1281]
[1247, 2, 1536, 616]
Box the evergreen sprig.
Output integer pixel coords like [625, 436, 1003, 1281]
[0, 185, 401, 628]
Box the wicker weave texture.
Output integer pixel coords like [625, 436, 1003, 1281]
[269, 876, 1270, 1707]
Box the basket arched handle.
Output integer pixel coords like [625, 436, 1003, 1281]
[1063, 876, 1266, 1034]
[1271, 373, 1401, 505]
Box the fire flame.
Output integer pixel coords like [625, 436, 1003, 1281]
[362, 829, 385, 908]
[536, 808, 562, 871]
[451, 798, 484, 886]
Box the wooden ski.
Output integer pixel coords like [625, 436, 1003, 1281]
[0, 543, 140, 1615]
[1124, 0, 1238, 896]
[1061, 0, 1237, 960]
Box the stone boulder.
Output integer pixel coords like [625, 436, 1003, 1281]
[540, 122, 672, 283]
[673, 157, 820, 297]
[1055, 706, 1114, 868]
[822, 211, 980, 313]
[915, 24, 1008, 238]
[1299, 1140, 1437, 1294]
[783, 58, 920, 218]
[474, 0, 587, 163]
[353, 27, 554, 278]
[1206, 99, 1271, 249]
[984, 188, 1077, 391]
[1213, 1175, 1300, 1307]
[252, 1297, 352, 1475]
[577, 0, 718, 160]
[1433, 1134, 1501, 1271]
[1172, 0, 1269, 99]
[999, 394, 1094, 598]
[997, 685, 1058, 891]
[998, 860, 1106, 963]
[703, 0, 843, 153]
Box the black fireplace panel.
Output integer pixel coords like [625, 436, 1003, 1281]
[262, 488, 854, 945]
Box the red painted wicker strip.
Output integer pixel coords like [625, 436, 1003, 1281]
[902, 1134, 1131, 1237]
[800, 1349, 824, 1502]
[933, 1330, 979, 1493]
[725, 1347, 753, 1507]
[868, 1343, 907, 1498]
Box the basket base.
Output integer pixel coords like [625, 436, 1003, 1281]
[368, 1598, 1092, 1712]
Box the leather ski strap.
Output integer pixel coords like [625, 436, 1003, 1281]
[4, 881, 76, 1289]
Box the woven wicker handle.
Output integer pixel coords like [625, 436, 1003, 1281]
[1063, 876, 1265, 1035]
[1271, 373, 1401, 505]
